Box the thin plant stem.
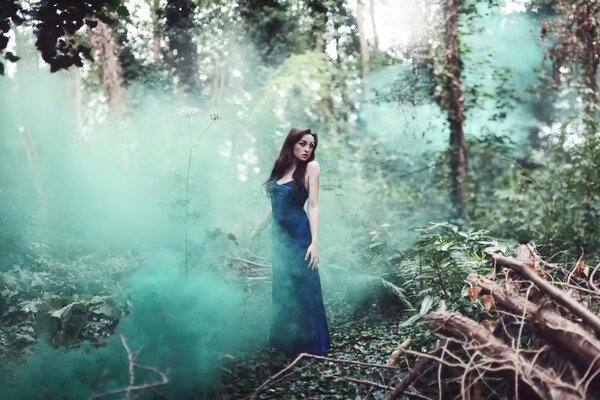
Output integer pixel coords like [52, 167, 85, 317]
[185, 115, 192, 276]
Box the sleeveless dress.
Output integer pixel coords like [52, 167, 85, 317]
[267, 180, 330, 355]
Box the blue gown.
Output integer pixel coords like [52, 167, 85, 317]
[267, 180, 330, 355]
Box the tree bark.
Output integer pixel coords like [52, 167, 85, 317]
[307, 0, 327, 52]
[356, 0, 371, 130]
[582, 0, 598, 113]
[73, 67, 83, 134]
[368, 0, 379, 50]
[150, 0, 162, 64]
[88, 20, 124, 115]
[442, 0, 467, 218]
[164, 0, 198, 94]
[14, 27, 47, 216]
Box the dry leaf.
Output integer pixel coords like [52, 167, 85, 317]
[525, 262, 536, 270]
[481, 319, 498, 333]
[467, 286, 482, 302]
[482, 295, 495, 311]
[353, 344, 366, 353]
[571, 255, 585, 278]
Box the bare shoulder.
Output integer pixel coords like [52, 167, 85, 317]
[307, 160, 320, 174]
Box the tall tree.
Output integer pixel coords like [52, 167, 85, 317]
[542, 0, 600, 114]
[0, 0, 128, 75]
[150, 0, 162, 64]
[307, 0, 328, 51]
[163, 0, 199, 93]
[440, 0, 468, 218]
[369, 0, 379, 50]
[356, 0, 371, 129]
[88, 19, 124, 113]
[237, 0, 299, 65]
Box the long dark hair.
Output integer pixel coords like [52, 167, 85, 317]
[265, 127, 318, 193]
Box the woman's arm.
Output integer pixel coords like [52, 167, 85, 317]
[305, 161, 320, 269]
[251, 208, 272, 238]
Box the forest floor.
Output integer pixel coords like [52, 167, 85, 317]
[0, 238, 425, 399]
[217, 317, 418, 400]
[214, 268, 428, 400]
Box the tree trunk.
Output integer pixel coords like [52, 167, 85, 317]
[73, 67, 83, 134]
[150, 0, 162, 64]
[164, 0, 198, 94]
[356, 0, 371, 129]
[442, 0, 467, 218]
[582, 0, 598, 113]
[88, 20, 124, 115]
[308, 0, 327, 52]
[369, 0, 379, 50]
[14, 27, 47, 217]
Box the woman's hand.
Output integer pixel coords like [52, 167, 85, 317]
[305, 243, 319, 269]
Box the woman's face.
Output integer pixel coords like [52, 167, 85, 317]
[293, 134, 315, 162]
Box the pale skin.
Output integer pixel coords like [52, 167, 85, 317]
[251, 134, 321, 269]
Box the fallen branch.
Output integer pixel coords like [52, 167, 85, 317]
[385, 340, 446, 400]
[469, 274, 600, 377]
[591, 263, 600, 292]
[226, 256, 270, 269]
[515, 244, 600, 296]
[487, 252, 600, 337]
[89, 335, 168, 399]
[426, 311, 585, 400]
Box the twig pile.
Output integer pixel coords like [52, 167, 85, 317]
[389, 244, 600, 400]
[222, 249, 271, 284]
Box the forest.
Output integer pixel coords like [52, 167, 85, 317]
[1, 0, 600, 399]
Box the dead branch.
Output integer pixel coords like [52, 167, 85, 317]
[225, 256, 270, 269]
[590, 263, 600, 292]
[427, 311, 585, 400]
[89, 335, 168, 399]
[469, 274, 600, 381]
[515, 244, 600, 295]
[388, 339, 411, 366]
[487, 252, 600, 337]
[385, 340, 447, 400]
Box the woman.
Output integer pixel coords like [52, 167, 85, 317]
[251, 127, 330, 355]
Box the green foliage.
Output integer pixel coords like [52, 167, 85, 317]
[0, 0, 128, 74]
[466, 113, 600, 255]
[0, 0, 22, 75]
[0, 239, 132, 355]
[258, 50, 359, 136]
[1, 252, 246, 399]
[402, 222, 508, 315]
[237, 0, 301, 64]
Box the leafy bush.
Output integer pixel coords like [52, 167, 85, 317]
[398, 222, 510, 325]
